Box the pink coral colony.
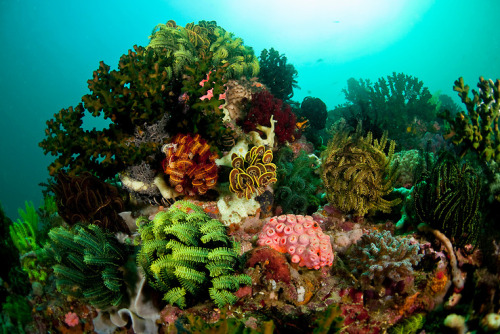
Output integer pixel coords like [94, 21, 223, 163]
[257, 214, 334, 270]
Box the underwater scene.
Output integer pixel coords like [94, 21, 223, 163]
[2, 0, 500, 333]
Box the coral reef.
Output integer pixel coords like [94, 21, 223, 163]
[258, 47, 298, 101]
[241, 90, 297, 145]
[44, 224, 130, 309]
[161, 133, 219, 196]
[229, 145, 277, 200]
[321, 123, 400, 217]
[413, 154, 482, 248]
[345, 229, 423, 292]
[257, 214, 334, 270]
[136, 201, 251, 308]
[440, 77, 500, 162]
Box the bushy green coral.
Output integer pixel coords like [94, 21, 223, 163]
[321, 123, 400, 216]
[274, 147, 324, 215]
[9, 201, 48, 283]
[45, 224, 130, 309]
[39, 46, 179, 179]
[413, 154, 481, 247]
[439, 77, 500, 162]
[388, 313, 425, 334]
[258, 48, 298, 101]
[346, 230, 423, 291]
[136, 201, 251, 309]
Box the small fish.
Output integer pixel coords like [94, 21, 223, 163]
[296, 119, 309, 131]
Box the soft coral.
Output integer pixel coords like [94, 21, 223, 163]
[241, 90, 297, 144]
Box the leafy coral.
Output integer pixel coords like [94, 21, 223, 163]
[44, 224, 130, 309]
[39, 45, 180, 179]
[413, 153, 482, 247]
[258, 47, 298, 101]
[439, 76, 500, 162]
[136, 201, 251, 309]
[321, 123, 400, 217]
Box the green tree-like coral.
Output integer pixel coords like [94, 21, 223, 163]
[136, 200, 251, 309]
[321, 123, 400, 217]
[334, 72, 437, 148]
[44, 224, 130, 309]
[39, 46, 180, 179]
[413, 154, 482, 248]
[439, 76, 500, 162]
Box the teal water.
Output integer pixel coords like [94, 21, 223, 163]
[1, 0, 499, 218]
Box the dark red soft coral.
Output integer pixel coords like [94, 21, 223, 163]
[246, 246, 291, 284]
[241, 90, 297, 144]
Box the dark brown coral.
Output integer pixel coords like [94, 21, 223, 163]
[52, 172, 129, 233]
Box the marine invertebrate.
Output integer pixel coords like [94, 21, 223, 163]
[161, 133, 219, 196]
[388, 313, 425, 334]
[274, 147, 324, 215]
[334, 72, 436, 147]
[440, 76, 500, 162]
[258, 48, 298, 101]
[44, 224, 130, 309]
[52, 172, 129, 233]
[257, 214, 334, 270]
[321, 124, 400, 217]
[345, 230, 423, 291]
[39, 45, 180, 179]
[246, 246, 292, 284]
[136, 200, 251, 309]
[297, 96, 327, 131]
[148, 20, 259, 79]
[241, 90, 297, 144]
[229, 145, 277, 200]
[413, 154, 481, 248]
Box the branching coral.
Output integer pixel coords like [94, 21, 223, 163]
[136, 201, 251, 309]
[241, 90, 297, 145]
[334, 72, 436, 147]
[258, 48, 298, 101]
[413, 154, 481, 248]
[229, 145, 277, 200]
[45, 224, 130, 309]
[39, 45, 180, 179]
[346, 230, 423, 291]
[162, 133, 219, 196]
[274, 147, 323, 215]
[321, 124, 400, 217]
[52, 172, 129, 233]
[439, 77, 500, 162]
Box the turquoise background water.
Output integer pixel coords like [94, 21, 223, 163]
[1, 0, 499, 219]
